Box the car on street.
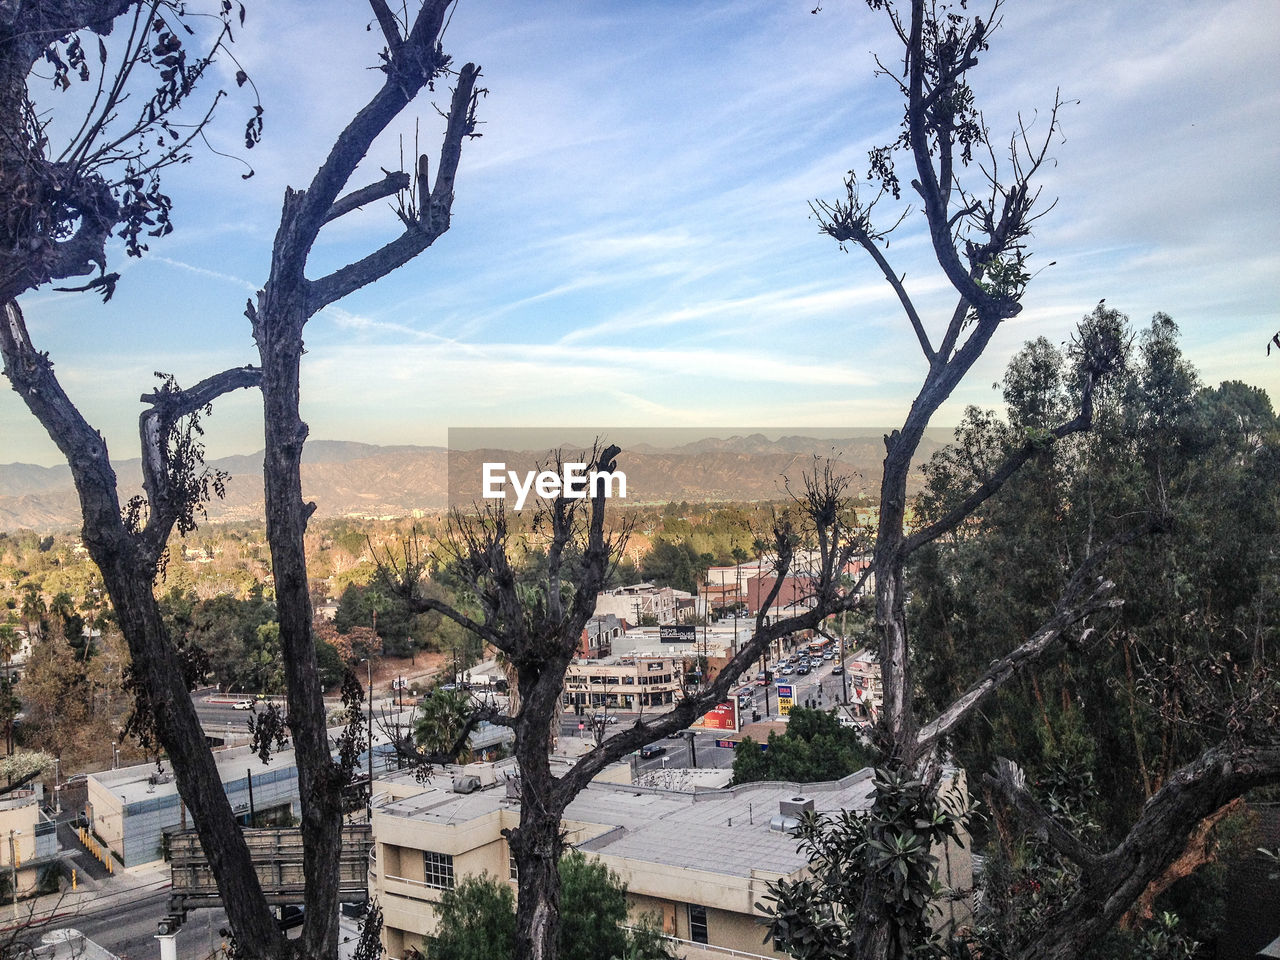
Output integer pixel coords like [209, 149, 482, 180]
[232, 699, 254, 710]
[640, 743, 666, 759]
[755, 671, 770, 686]
[795, 664, 811, 676]
[779, 664, 793, 674]
[592, 713, 618, 725]
[831, 664, 844, 675]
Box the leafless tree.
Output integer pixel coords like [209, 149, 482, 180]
[1, 2, 482, 957]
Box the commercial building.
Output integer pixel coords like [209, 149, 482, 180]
[563, 656, 684, 713]
[86, 745, 301, 868]
[368, 762, 971, 959]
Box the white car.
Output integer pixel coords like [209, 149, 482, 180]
[232, 699, 255, 710]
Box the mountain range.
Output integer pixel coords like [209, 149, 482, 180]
[0, 433, 948, 531]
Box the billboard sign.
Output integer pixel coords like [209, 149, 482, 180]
[659, 625, 697, 642]
[692, 699, 739, 733]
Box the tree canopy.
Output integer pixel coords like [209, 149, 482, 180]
[732, 707, 876, 786]
[428, 851, 672, 960]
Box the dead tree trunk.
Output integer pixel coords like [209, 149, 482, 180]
[244, 5, 482, 953]
[509, 661, 572, 960]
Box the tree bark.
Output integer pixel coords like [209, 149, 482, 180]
[1002, 746, 1280, 960]
[510, 649, 573, 960]
[255, 293, 343, 959]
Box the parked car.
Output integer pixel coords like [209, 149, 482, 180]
[232, 699, 254, 710]
[755, 672, 770, 686]
[640, 743, 666, 759]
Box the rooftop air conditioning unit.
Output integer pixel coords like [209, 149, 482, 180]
[779, 796, 814, 818]
[452, 775, 482, 795]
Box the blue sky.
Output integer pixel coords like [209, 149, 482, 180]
[5, 0, 1278, 466]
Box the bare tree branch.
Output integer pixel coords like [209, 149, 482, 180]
[307, 63, 481, 312]
[270, 0, 459, 280]
[368, 0, 404, 51]
[323, 171, 411, 224]
[900, 410, 1089, 556]
[916, 588, 1117, 754]
[1012, 744, 1280, 960]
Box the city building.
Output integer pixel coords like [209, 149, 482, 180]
[563, 656, 684, 713]
[86, 745, 302, 868]
[593, 583, 679, 625]
[578, 613, 625, 659]
[704, 553, 872, 618]
[845, 650, 883, 722]
[0, 782, 58, 896]
[368, 762, 971, 959]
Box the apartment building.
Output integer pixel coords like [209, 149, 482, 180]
[578, 613, 625, 659]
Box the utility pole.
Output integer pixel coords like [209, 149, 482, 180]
[840, 632, 849, 705]
[8, 829, 20, 921]
[361, 655, 375, 816]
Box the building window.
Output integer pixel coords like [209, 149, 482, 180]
[688, 903, 708, 944]
[423, 851, 454, 889]
[508, 848, 518, 881]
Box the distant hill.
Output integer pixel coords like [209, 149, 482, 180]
[0, 433, 948, 532]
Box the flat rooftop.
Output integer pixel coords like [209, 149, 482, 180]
[378, 764, 878, 878]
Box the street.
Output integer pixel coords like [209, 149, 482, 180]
[556, 646, 860, 773]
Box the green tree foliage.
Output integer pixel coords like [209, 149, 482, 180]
[414, 686, 475, 758]
[428, 852, 674, 960]
[429, 873, 516, 960]
[639, 540, 707, 593]
[763, 769, 968, 960]
[732, 707, 876, 785]
[159, 587, 276, 693]
[334, 582, 419, 657]
[909, 312, 1280, 950]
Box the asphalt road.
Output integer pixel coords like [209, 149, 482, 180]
[49, 887, 228, 960]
